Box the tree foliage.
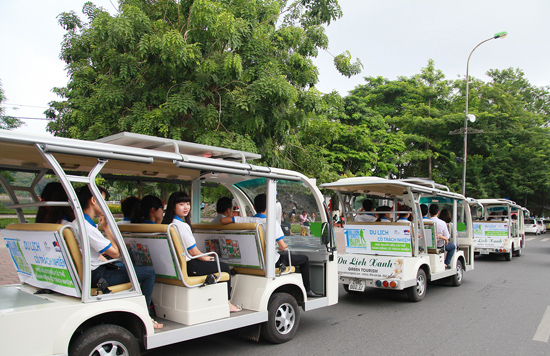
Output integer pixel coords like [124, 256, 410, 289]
[0, 80, 23, 130]
[45, 1, 550, 215]
[47, 0, 361, 172]
[338, 61, 550, 214]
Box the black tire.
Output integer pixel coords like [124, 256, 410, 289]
[261, 292, 300, 344]
[514, 245, 522, 257]
[504, 247, 513, 261]
[69, 324, 139, 356]
[406, 269, 427, 302]
[450, 260, 464, 287]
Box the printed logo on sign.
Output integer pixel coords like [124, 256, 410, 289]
[346, 229, 368, 248]
[473, 224, 482, 234]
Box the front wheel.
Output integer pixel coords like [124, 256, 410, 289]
[261, 292, 300, 344]
[69, 324, 140, 356]
[406, 269, 427, 302]
[450, 260, 464, 287]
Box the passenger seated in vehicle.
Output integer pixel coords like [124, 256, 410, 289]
[35, 182, 74, 224]
[355, 199, 376, 222]
[131, 195, 164, 224]
[220, 194, 322, 298]
[117, 196, 140, 225]
[76, 186, 162, 328]
[375, 206, 393, 222]
[420, 204, 429, 219]
[439, 208, 451, 224]
[211, 197, 233, 223]
[162, 191, 242, 313]
[487, 212, 498, 221]
[429, 204, 455, 269]
[396, 206, 412, 222]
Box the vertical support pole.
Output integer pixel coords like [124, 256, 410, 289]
[265, 178, 277, 279]
[191, 179, 201, 224]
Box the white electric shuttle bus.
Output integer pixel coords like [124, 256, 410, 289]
[0, 130, 337, 355]
[320, 177, 474, 302]
[473, 198, 525, 260]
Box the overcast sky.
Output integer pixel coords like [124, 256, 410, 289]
[1, 0, 549, 136]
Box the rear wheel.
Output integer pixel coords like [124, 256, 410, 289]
[450, 260, 464, 286]
[69, 324, 139, 356]
[514, 245, 522, 257]
[261, 292, 300, 344]
[504, 247, 513, 261]
[406, 269, 427, 302]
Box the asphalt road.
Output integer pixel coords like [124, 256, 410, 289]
[146, 233, 550, 356]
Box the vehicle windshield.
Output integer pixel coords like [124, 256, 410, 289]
[485, 206, 509, 220]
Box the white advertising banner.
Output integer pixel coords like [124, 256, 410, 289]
[123, 236, 179, 279]
[194, 231, 262, 269]
[344, 224, 412, 257]
[338, 253, 404, 279]
[3, 230, 78, 297]
[473, 222, 509, 248]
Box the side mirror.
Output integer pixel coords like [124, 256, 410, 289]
[321, 222, 329, 245]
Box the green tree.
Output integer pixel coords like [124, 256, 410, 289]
[452, 68, 550, 213]
[295, 88, 407, 182]
[335, 61, 454, 182]
[0, 80, 23, 130]
[47, 0, 361, 174]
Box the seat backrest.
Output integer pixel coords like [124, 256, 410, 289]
[7, 223, 136, 296]
[193, 223, 275, 276]
[118, 223, 231, 286]
[118, 224, 185, 283]
[6, 223, 83, 282]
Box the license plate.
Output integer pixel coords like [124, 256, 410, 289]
[480, 249, 489, 255]
[348, 280, 365, 292]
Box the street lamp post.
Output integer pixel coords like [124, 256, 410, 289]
[461, 31, 507, 196]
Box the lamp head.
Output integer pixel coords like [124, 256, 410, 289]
[494, 31, 508, 39]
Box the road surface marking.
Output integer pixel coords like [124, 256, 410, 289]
[526, 237, 536, 241]
[533, 306, 550, 342]
[541, 238, 550, 242]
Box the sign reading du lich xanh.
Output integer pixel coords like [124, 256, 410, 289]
[3, 229, 78, 297]
[345, 224, 412, 257]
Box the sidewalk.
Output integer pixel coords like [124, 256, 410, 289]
[0, 246, 20, 286]
[334, 226, 346, 254]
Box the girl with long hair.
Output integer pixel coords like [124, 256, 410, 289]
[131, 195, 164, 224]
[162, 191, 241, 312]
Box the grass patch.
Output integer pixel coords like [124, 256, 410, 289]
[290, 224, 301, 234]
[0, 218, 36, 229]
[0, 203, 36, 215]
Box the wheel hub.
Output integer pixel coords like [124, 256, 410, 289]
[89, 341, 129, 356]
[275, 302, 295, 335]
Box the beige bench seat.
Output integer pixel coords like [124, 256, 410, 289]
[6, 223, 132, 295]
[118, 224, 230, 287]
[193, 223, 295, 276]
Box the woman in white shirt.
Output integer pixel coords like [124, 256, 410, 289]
[162, 191, 241, 312]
